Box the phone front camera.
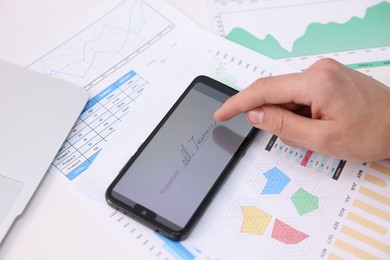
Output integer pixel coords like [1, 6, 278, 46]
[141, 210, 147, 216]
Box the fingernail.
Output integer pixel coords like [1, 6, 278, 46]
[247, 108, 264, 125]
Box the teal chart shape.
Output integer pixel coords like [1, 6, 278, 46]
[261, 167, 291, 194]
[226, 2, 390, 59]
[291, 188, 319, 215]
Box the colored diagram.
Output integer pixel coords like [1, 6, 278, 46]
[261, 167, 291, 195]
[226, 2, 390, 59]
[245, 164, 291, 196]
[225, 158, 333, 256]
[240, 206, 272, 235]
[271, 219, 309, 245]
[291, 188, 319, 216]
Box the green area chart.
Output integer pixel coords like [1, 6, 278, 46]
[226, 2, 390, 59]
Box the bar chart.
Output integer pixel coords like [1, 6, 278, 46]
[329, 161, 390, 259]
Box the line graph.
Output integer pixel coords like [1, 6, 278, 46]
[226, 1, 390, 58]
[27, 0, 174, 89]
[25, 0, 178, 181]
[207, 0, 363, 38]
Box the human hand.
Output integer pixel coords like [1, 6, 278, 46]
[214, 58, 390, 162]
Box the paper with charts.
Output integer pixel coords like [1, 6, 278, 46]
[19, 0, 390, 259]
[206, 0, 390, 86]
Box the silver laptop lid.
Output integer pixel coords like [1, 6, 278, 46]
[0, 60, 88, 242]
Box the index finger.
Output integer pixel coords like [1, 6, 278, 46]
[214, 72, 311, 121]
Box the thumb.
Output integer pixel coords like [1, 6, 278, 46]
[246, 106, 323, 149]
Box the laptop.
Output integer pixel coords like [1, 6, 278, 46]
[0, 60, 88, 243]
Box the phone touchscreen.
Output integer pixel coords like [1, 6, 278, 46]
[108, 77, 255, 238]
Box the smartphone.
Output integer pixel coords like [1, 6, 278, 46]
[106, 75, 258, 240]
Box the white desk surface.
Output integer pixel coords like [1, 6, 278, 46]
[0, 1, 210, 259]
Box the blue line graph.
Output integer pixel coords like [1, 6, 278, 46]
[27, 0, 174, 88]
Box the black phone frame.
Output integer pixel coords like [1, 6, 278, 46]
[106, 75, 258, 241]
